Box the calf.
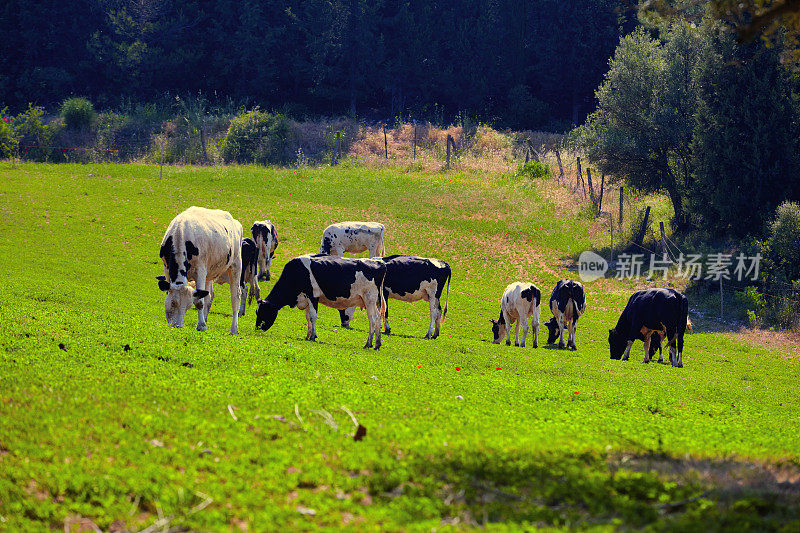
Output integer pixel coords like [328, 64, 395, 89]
[340, 255, 451, 338]
[490, 282, 541, 347]
[213, 238, 260, 316]
[544, 279, 586, 349]
[256, 254, 386, 349]
[251, 220, 279, 281]
[320, 221, 385, 257]
[156, 206, 243, 334]
[608, 288, 689, 368]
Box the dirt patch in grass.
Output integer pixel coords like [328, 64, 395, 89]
[725, 328, 800, 362]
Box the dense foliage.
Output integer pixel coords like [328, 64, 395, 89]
[577, 21, 800, 236]
[0, 0, 635, 128]
[59, 97, 96, 130]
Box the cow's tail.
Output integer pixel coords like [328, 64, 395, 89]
[683, 296, 692, 332]
[379, 275, 387, 326]
[441, 270, 451, 323]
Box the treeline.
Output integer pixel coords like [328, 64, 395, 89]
[0, 0, 635, 128]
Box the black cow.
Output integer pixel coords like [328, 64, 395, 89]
[544, 279, 586, 349]
[608, 288, 689, 367]
[341, 255, 451, 338]
[256, 254, 386, 349]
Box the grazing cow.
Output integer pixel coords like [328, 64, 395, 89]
[213, 238, 260, 316]
[491, 282, 541, 348]
[251, 220, 279, 281]
[608, 288, 689, 368]
[340, 255, 451, 338]
[544, 279, 586, 349]
[320, 221, 385, 257]
[256, 254, 386, 349]
[156, 206, 243, 334]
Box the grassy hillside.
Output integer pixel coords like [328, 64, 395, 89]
[0, 162, 798, 531]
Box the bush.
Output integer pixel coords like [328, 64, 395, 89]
[220, 110, 293, 165]
[0, 109, 18, 158]
[13, 104, 58, 161]
[60, 97, 97, 130]
[515, 160, 551, 180]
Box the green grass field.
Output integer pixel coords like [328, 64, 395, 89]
[1, 162, 798, 531]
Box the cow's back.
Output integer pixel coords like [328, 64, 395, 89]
[161, 206, 243, 286]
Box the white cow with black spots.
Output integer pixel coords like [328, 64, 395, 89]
[156, 206, 243, 334]
[320, 221, 385, 257]
[490, 282, 541, 347]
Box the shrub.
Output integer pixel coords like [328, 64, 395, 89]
[60, 97, 97, 130]
[13, 104, 58, 161]
[515, 160, 551, 180]
[0, 108, 18, 158]
[220, 110, 293, 165]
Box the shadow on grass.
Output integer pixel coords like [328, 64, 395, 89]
[366, 448, 800, 529]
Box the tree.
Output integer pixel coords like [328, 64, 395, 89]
[576, 26, 704, 228]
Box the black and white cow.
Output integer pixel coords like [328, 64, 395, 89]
[156, 206, 243, 334]
[251, 220, 279, 281]
[320, 221, 385, 257]
[544, 279, 586, 349]
[213, 238, 260, 316]
[491, 282, 541, 348]
[608, 288, 689, 368]
[255, 254, 387, 349]
[340, 255, 451, 338]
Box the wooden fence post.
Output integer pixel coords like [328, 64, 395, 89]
[660, 221, 667, 258]
[383, 124, 388, 159]
[413, 123, 417, 159]
[598, 174, 605, 213]
[446, 134, 455, 168]
[587, 168, 594, 206]
[576, 156, 581, 192]
[331, 131, 341, 166]
[633, 206, 651, 248]
[160, 137, 164, 179]
[525, 148, 529, 164]
[555, 148, 565, 183]
[619, 186, 624, 228]
[609, 214, 614, 264]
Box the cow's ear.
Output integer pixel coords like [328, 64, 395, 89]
[156, 277, 170, 291]
[194, 289, 209, 299]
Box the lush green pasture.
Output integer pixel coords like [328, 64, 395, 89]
[0, 162, 798, 531]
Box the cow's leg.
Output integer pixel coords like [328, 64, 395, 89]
[643, 332, 652, 363]
[425, 295, 437, 339]
[557, 315, 565, 348]
[204, 284, 215, 322]
[194, 267, 209, 331]
[520, 316, 529, 348]
[672, 336, 683, 368]
[433, 298, 442, 338]
[339, 309, 352, 328]
[365, 294, 381, 350]
[383, 292, 391, 334]
[239, 281, 247, 317]
[513, 319, 521, 347]
[620, 340, 634, 361]
[228, 266, 241, 335]
[305, 300, 318, 341]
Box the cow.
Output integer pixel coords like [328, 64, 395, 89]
[251, 220, 279, 281]
[213, 238, 260, 316]
[255, 254, 386, 349]
[544, 279, 586, 349]
[156, 206, 243, 334]
[340, 255, 451, 338]
[608, 288, 689, 367]
[490, 282, 541, 348]
[320, 221, 385, 257]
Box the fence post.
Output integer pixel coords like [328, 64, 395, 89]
[383, 124, 388, 159]
[576, 156, 581, 192]
[634, 206, 651, 248]
[598, 174, 605, 213]
[446, 134, 455, 168]
[160, 137, 164, 179]
[555, 148, 565, 183]
[720, 276, 724, 320]
[331, 131, 341, 166]
[609, 214, 614, 264]
[619, 186, 624, 228]
[413, 123, 417, 159]
[587, 168, 594, 206]
[660, 221, 667, 258]
[525, 148, 529, 164]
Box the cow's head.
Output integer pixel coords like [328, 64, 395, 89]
[608, 328, 626, 360]
[490, 315, 507, 344]
[545, 317, 559, 344]
[255, 299, 279, 331]
[157, 276, 208, 327]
